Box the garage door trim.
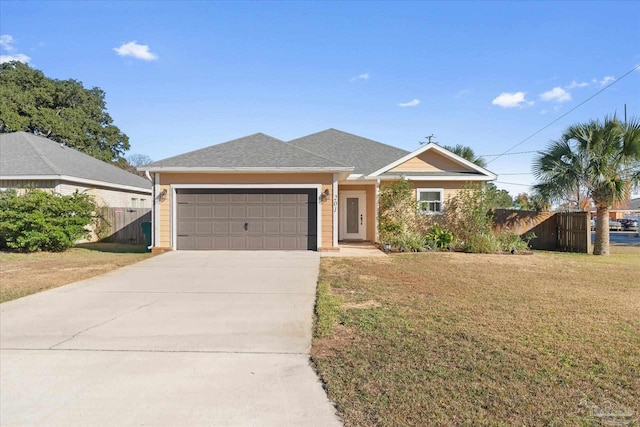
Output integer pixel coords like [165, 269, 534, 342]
[170, 184, 323, 250]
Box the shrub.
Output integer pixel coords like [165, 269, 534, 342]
[425, 223, 455, 250]
[466, 233, 500, 254]
[0, 189, 97, 252]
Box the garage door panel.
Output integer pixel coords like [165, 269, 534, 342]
[213, 194, 230, 203]
[247, 206, 263, 218]
[178, 205, 196, 219]
[196, 206, 211, 218]
[176, 189, 316, 250]
[213, 206, 229, 218]
[264, 206, 280, 218]
[230, 206, 246, 218]
[246, 222, 263, 234]
[195, 194, 213, 203]
[281, 206, 298, 218]
[230, 194, 246, 203]
[195, 221, 212, 234]
[213, 221, 229, 233]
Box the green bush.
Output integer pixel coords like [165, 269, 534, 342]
[497, 230, 533, 252]
[0, 189, 97, 252]
[426, 223, 455, 250]
[466, 233, 500, 254]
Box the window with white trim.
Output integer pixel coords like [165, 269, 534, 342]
[417, 189, 444, 214]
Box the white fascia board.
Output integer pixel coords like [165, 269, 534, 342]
[368, 175, 495, 181]
[368, 142, 497, 179]
[0, 174, 152, 194]
[140, 167, 353, 173]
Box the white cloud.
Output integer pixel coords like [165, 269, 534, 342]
[540, 86, 571, 103]
[0, 35, 31, 63]
[595, 76, 615, 87]
[397, 99, 420, 107]
[491, 92, 531, 108]
[113, 41, 158, 61]
[565, 80, 589, 89]
[350, 73, 369, 82]
[0, 34, 15, 51]
[0, 53, 31, 64]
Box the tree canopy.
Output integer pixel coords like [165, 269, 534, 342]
[0, 61, 129, 163]
[533, 115, 640, 255]
[442, 144, 487, 168]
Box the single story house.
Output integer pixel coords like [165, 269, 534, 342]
[0, 131, 152, 208]
[141, 129, 496, 252]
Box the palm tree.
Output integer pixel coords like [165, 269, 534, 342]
[533, 116, 640, 255]
[442, 144, 487, 168]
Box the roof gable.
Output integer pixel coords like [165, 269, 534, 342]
[143, 133, 352, 171]
[0, 132, 151, 190]
[370, 142, 496, 179]
[288, 129, 409, 175]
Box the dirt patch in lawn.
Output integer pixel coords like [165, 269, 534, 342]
[312, 246, 640, 426]
[0, 243, 153, 303]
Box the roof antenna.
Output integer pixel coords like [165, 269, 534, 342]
[420, 134, 436, 145]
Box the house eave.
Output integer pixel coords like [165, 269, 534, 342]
[140, 166, 353, 174]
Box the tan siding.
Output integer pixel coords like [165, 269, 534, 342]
[390, 150, 470, 173]
[338, 184, 376, 241]
[157, 173, 335, 249]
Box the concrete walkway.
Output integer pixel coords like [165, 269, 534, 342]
[0, 251, 341, 426]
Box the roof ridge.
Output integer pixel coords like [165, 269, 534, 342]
[290, 128, 411, 154]
[273, 134, 352, 169]
[24, 132, 62, 175]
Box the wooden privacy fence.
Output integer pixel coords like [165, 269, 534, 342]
[493, 209, 591, 253]
[98, 207, 151, 245]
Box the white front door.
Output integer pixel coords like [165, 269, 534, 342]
[339, 191, 367, 240]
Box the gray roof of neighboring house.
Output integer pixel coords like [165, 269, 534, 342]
[143, 133, 352, 170]
[288, 129, 410, 175]
[0, 132, 151, 190]
[629, 198, 640, 210]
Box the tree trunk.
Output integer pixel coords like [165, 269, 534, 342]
[593, 204, 610, 255]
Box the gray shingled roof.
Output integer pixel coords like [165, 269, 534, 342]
[0, 132, 151, 190]
[143, 133, 352, 170]
[288, 129, 410, 175]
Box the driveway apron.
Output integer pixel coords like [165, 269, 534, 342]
[0, 251, 342, 426]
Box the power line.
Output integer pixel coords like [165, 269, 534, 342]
[486, 63, 640, 165]
[497, 172, 534, 175]
[494, 181, 533, 187]
[480, 150, 538, 157]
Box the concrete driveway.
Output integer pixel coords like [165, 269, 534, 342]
[0, 251, 341, 426]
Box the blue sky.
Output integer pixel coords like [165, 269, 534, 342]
[2, 0, 639, 196]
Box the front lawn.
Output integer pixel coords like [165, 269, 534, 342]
[0, 243, 153, 303]
[312, 247, 640, 426]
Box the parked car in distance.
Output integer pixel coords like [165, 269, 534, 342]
[591, 218, 596, 230]
[619, 218, 639, 231]
[609, 219, 623, 231]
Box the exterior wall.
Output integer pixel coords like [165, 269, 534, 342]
[55, 181, 151, 208]
[0, 179, 56, 192]
[380, 180, 481, 206]
[0, 179, 151, 208]
[338, 184, 376, 241]
[390, 150, 468, 173]
[157, 173, 335, 249]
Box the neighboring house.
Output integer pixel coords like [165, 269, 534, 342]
[0, 132, 152, 208]
[141, 129, 496, 252]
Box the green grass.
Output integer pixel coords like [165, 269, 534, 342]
[312, 247, 640, 426]
[0, 243, 153, 303]
[314, 281, 344, 338]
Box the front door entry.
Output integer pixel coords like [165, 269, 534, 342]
[339, 191, 366, 240]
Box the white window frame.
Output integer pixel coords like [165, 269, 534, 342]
[417, 188, 444, 214]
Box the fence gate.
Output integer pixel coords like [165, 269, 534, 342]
[98, 207, 151, 245]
